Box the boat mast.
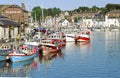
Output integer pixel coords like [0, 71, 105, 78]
[41, 5, 44, 22]
[41, 5, 45, 27]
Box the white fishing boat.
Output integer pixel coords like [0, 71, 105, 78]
[65, 28, 80, 42]
[46, 32, 66, 47]
[76, 29, 91, 42]
[65, 28, 91, 42]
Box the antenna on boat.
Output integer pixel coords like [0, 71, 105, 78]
[40, 4, 45, 27]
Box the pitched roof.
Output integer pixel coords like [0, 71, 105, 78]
[0, 4, 28, 13]
[0, 20, 20, 27]
[106, 10, 120, 18]
[0, 5, 10, 13]
[9, 5, 28, 12]
[0, 14, 8, 18]
[0, 14, 20, 27]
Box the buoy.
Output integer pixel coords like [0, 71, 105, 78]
[6, 56, 9, 60]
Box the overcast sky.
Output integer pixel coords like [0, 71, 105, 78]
[0, 0, 120, 11]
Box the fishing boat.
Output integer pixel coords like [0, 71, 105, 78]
[23, 28, 44, 51]
[46, 32, 66, 47]
[24, 41, 40, 46]
[23, 39, 40, 52]
[65, 33, 76, 42]
[76, 34, 90, 42]
[8, 45, 37, 62]
[65, 29, 91, 42]
[65, 28, 80, 42]
[0, 43, 12, 55]
[0, 43, 13, 61]
[76, 30, 91, 42]
[39, 39, 61, 55]
[0, 56, 7, 61]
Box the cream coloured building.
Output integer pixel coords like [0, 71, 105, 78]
[0, 14, 20, 40]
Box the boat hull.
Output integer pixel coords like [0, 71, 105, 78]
[77, 37, 90, 42]
[0, 56, 7, 61]
[77, 34, 90, 42]
[65, 34, 75, 42]
[9, 54, 35, 62]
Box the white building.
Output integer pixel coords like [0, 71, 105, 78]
[58, 19, 69, 27]
[105, 10, 120, 28]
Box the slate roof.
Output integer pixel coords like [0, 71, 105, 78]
[0, 14, 20, 27]
[0, 14, 8, 18]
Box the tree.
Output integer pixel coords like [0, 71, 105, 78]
[32, 6, 61, 21]
[105, 4, 120, 11]
[32, 6, 42, 21]
[90, 6, 100, 12]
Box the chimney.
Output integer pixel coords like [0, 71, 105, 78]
[21, 3, 25, 10]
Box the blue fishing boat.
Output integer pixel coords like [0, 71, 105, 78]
[0, 43, 13, 61]
[0, 56, 7, 61]
[8, 45, 37, 62]
[0, 43, 12, 55]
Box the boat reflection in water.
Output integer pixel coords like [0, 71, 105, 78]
[0, 59, 34, 77]
[0, 61, 9, 77]
[39, 50, 64, 64]
[0, 61, 7, 68]
[75, 40, 90, 46]
[75, 41, 91, 49]
[9, 58, 34, 68]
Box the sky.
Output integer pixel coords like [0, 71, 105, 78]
[0, 0, 120, 11]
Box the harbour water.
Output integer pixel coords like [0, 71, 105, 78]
[0, 31, 120, 78]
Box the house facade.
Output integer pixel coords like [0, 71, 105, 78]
[0, 3, 32, 35]
[0, 14, 19, 40]
[58, 19, 69, 27]
[0, 4, 30, 24]
[105, 10, 120, 28]
[73, 12, 98, 28]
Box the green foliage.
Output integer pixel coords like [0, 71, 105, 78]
[74, 17, 82, 22]
[32, 6, 61, 21]
[105, 4, 120, 11]
[74, 6, 89, 12]
[72, 4, 120, 14]
[90, 6, 100, 12]
[31, 3, 120, 21]
[73, 6, 100, 13]
[32, 6, 42, 21]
